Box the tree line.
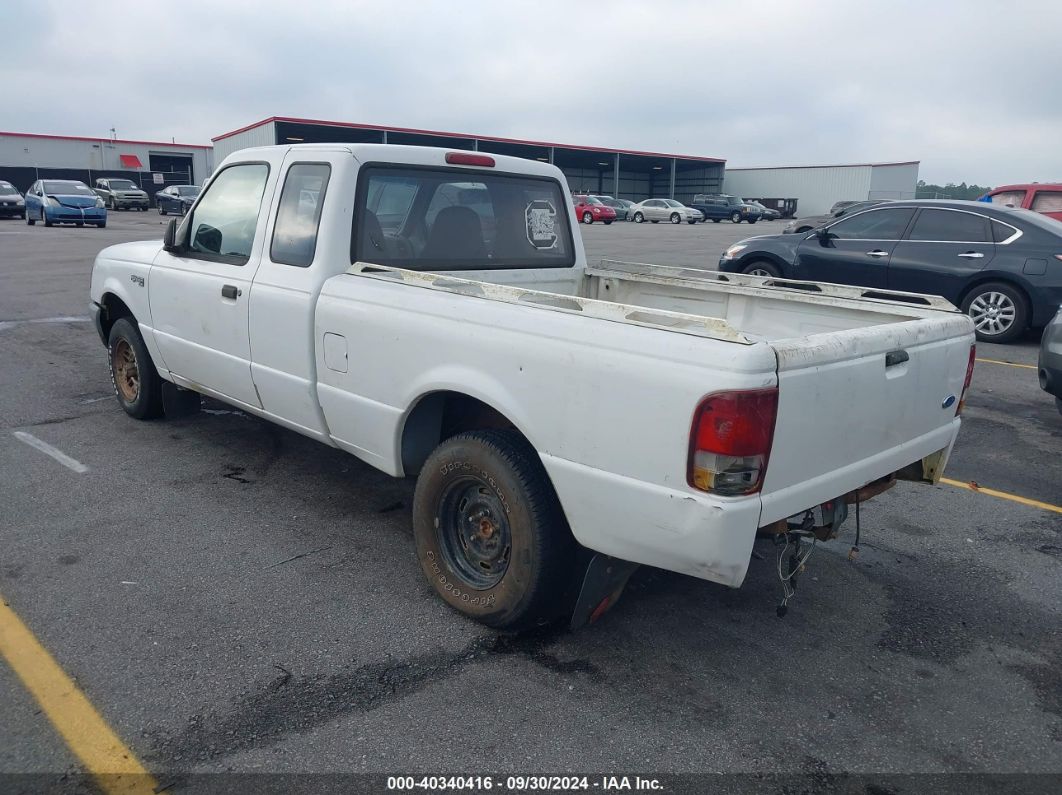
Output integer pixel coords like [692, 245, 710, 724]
[914, 180, 991, 200]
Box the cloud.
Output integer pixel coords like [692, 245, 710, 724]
[2, 0, 1060, 185]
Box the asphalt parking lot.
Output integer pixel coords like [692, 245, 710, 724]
[1, 212, 1060, 791]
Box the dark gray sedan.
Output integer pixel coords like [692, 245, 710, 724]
[1039, 305, 1062, 415]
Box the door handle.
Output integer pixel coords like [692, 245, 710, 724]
[221, 284, 240, 299]
[958, 251, 985, 259]
[865, 250, 889, 258]
[885, 349, 909, 367]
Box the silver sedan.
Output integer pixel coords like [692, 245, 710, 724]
[629, 199, 704, 224]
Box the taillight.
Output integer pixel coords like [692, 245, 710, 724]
[445, 152, 495, 167]
[957, 344, 976, 415]
[688, 388, 778, 495]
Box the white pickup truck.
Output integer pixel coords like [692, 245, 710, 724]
[90, 144, 976, 629]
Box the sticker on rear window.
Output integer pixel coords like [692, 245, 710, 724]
[525, 199, 558, 250]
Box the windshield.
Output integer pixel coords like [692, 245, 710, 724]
[585, 196, 605, 206]
[43, 181, 94, 196]
[177, 186, 201, 197]
[0, 184, 18, 196]
[109, 180, 138, 190]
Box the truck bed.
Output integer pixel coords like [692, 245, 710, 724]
[349, 259, 964, 346]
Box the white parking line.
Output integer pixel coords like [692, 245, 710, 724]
[12, 432, 89, 473]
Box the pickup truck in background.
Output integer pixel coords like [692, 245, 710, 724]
[90, 144, 976, 630]
[689, 193, 762, 224]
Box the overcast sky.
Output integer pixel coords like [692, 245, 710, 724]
[3, 0, 1059, 186]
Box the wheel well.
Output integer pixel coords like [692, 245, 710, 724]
[99, 294, 133, 340]
[958, 277, 1031, 315]
[401, 391, 525, 476]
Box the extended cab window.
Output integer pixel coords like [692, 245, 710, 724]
[1031, 191, 1062, 213]
[990, 190, 1025, 208]
[187, 164, 268, 263]
[271, 163, 331, 267]
[826, 208, 914, 240]
[353, 166, 574, 271]
[908, 209, 990, 242]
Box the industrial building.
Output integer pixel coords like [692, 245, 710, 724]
[723, 161, 919, 216]
[213, 117, 726, 204]
[0, 131, 214, 196]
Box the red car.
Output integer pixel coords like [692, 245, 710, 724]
[985, 183, 1062, 222]
[572, 194, 616, 225]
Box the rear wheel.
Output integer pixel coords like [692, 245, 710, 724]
[107, 318, 164, 419]
[961, 281, 1028, 344]
[730, 211, 742, 223]
[582, 211, 593, 224]
[670, 213, 681, 224]
[742, 260, 782, 278]
[413, 429, 576, 630]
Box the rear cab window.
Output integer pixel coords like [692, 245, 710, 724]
[353, 165, 575, 271]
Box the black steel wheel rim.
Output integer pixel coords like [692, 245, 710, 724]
[437, 476, 512, 589]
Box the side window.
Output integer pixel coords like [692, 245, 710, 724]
[990, 190, 1026, 208]
[270, 163, 331, 267]
[991, 221, 1018, 243]
[1030, 191, 1062, 213]
[908, 209, 990, 242]
[827, 208, 915, 240]
[186, 163, 269, 263]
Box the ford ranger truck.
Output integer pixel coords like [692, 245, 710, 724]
[90, 144, 976, 630]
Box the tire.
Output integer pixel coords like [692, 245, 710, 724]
[97, 221, 106, 228]
[961, 281, 1028, 344]
[43, 208, 52, 227]
[687, 220, 697, 225]
[651, 220, 659, 224]
[748, 219, 758, 224]
[18, 212, 25, 220]
[26, 212, 34, 226]
[107, 317, 164, 419]
[412, 429, 576, 630]
[730, 212, 742, 223]
[158, 205, 166, 215]
[108, 197, 116, 211]
[75, 222, 83, 227]
[670, 213, 681, 224]
[633, 212, 644, 223]
[604, 220, 613, 225]
[582, 211, 593, 224]
[742, 260, 783, 278]
[712, 218, 720, 223]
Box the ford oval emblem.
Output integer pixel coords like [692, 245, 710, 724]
[941, 394, 957, 409]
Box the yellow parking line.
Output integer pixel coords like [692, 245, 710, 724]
[0, 594, 157, 794]
[940, 477, 1062, 515]
[976, 358, 1037, 370]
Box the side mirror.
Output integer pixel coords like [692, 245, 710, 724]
[813, 226, 833, 243]
[163, 217, 178, 252]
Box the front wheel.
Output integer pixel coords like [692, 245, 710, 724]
[730, 212, 742, 223]
[961, 281, 1028, 344]
[582, 211, 593, 224]
[107, 318, 164, 419]
[633, 212, 644, 223]
[603, 220, 613, 225]
[670, 213, 681, 224]
[742, 260, 783, 278]
[413, 429, 576, 630]
[43, 208, 53, 227]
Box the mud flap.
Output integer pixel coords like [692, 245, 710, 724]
[569, 554, 640, 630]
[162, 382, 201, 417]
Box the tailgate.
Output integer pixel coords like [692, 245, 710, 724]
[759, 314, 974, 525]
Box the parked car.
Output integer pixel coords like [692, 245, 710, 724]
[783, 200, 889, 234]
[90, 143, 975, 629]
[572, 194, 616, 224]
[1039, 305, 1062, 415]
[985, 183, 1062, 223]
[0, 180, 25, 219]
[25, 179, 107, 228]
[94, 178, 150, 211]
[156, 184, 201, 216]
[688, 194, 761, 224]
[720, 199, 1062, 343]
[592, 195, 632, 221]
[747, 200, 781, 221]
[629, 198, 703, 224]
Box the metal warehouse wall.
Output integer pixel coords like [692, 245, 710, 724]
[869, 162, 919, 200]
[0, 133, 213, 191]
[723, 165, 873, 216]
[212, 122, 277, 165]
